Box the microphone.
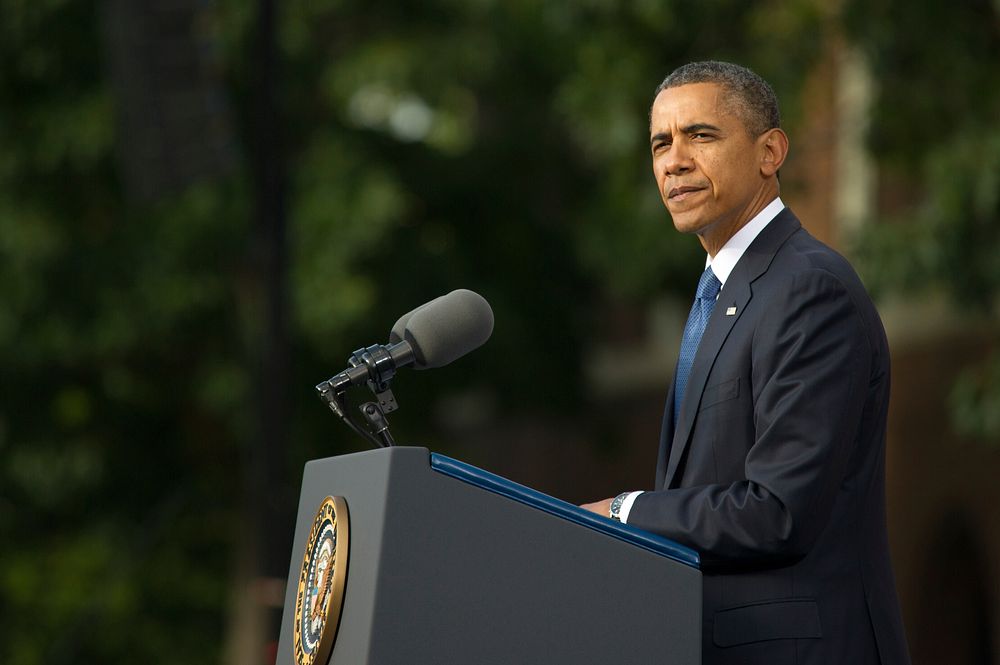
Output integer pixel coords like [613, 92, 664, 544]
[320, 289, 494, 395]
[396, 289, 494, 369]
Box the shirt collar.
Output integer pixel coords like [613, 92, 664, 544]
[706, 197, 785, 286]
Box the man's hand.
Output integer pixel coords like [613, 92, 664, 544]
[580, 497, 614, 518]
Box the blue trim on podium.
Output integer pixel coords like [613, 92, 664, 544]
[430, 453, 700, 569]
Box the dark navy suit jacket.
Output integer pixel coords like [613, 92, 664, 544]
[628, 209, 910, 664]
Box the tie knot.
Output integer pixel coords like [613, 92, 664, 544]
[696, 266, 722, 301]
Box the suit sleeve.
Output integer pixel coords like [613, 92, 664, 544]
[627, 268, 875, 569]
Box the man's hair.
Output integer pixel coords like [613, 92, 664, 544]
[654, 61, 780, 136]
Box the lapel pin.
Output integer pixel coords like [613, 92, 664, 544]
[726, 306, 737, 316]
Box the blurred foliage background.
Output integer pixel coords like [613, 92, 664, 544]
[0, 0, 996, 663]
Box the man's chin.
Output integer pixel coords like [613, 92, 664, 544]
[669, 213, 705, 235]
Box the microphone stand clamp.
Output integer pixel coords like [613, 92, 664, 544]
[316, 344, 403, 448]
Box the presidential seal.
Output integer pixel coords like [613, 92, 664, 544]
[293, 496, 349, 665]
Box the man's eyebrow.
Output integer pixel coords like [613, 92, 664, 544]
[682, 123, 721, 134]
[650, 123, 723, 144]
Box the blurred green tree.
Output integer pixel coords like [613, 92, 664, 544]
[0, 0, 824, 662]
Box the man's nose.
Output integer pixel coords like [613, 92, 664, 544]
[664, 142, 694, 176]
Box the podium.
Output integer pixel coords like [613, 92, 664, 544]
[276, 447, 701, 664]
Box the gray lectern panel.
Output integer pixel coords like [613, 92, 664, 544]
[276, 447, 701, 665]
[278, 447, 395, 665]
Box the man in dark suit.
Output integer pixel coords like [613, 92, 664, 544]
[582, 62, 910, 664]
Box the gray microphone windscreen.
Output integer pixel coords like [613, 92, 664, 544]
[388, 294, 446, 344]
[402, 289, 494, 369]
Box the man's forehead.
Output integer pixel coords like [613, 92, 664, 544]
[649, 82, 731, 131]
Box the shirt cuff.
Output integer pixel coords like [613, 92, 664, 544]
[618, 491, 643, 524]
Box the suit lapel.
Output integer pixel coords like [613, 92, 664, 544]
[655, 380, 677, 490]
[662, 209, 802, 488]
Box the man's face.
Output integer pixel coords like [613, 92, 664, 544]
[649, 82, 769, 248]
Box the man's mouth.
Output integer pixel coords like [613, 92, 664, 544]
[668, 185, 705, 201]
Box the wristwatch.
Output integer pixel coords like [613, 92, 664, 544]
[609, 492, 629, 522]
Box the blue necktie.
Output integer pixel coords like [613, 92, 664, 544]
[674, 266, 722, 424]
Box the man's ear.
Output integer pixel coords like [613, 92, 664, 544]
[759, 128, 789, 177]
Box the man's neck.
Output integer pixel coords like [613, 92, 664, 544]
[700, 186, 781, 257]
[704, 196, 785, 286]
